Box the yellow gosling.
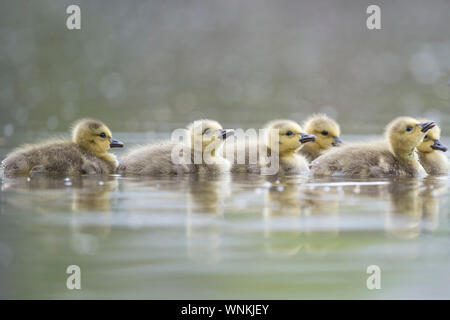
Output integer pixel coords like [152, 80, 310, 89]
[231, 119, 315, 174]
[299, 114, 342, 161]
[119, 119, 234, 175]
[310, 117, 435, 177]
[1, 119, 123, 177]
[416, 123, 449, 175]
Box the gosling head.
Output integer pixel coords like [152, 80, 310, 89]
[303, 114, 342, 151]
[72, 119, 123, 155]
[417, 123, 448, 153]
[187, 119, 234, 153]
[385, 116, 436, 158]
[265, 119, 316, 156]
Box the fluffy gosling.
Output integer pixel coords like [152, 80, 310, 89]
[416, 123, 449, 175]
[231, 119, 315, 174]
[119, 119, 234, 175]
[1, 119, 123, 177]
[298, 114, 342, 161]
[310, 117, 435, 177]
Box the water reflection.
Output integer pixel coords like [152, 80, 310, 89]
[186, 175, 231, 263]
[2, 175, 119, 255]
[2, 174, 447, 245]
[70, 177, 118, 246]
[263, 176, 304, 256]
[386, 179, 421, 239]
[0, 172, 449, 298]
[386, 178, 448, 239]
[420, 177, 448, 232]
[187, 175, 231, 215]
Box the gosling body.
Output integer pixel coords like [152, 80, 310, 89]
[119, 119, 233, 175]
[311, 117, 435, 177]
[418, 152, 449, 175]
[230, 119, 315, 175]
[1, 119, 123, 177]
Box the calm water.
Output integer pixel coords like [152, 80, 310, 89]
[1, 134, 450, 299]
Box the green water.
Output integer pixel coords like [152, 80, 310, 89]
[1, 135, 450, 299]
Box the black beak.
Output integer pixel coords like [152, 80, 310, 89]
[419, 121, 436, 133]
[220, 129, 235, 140]
[110, 138, 124, 148]
[431, 139, 448, 152]
[299, 133, 316, 144]
[332, 136, 342, 146]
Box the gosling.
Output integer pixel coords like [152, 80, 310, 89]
[298, 114, 342, 162]
[231, 119, 316, 174]
[1, 119, 123, 177]
[310, 117, 435, 177]
[119, 119, 234, 175]
[416, 122, 449, 175]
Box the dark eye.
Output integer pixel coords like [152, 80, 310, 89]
[321, 130, 328, 136]
[424, 135, 428, 139]
[99, 133, 107, 138]
[406, 126, 413, 132]
[286, 131, 293, 136]
[203, 128, 211, 135]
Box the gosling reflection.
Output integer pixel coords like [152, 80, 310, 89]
[187, 175, 231, 215]
[1, 175, 87, 212]
[70, 176, 118, 238]
[186, 175, 231, 262]
[386, 178, 447, 238]
[2, 175, 81, 190]
[420, 177, 448, 233]
[299, 181, 340, 254]
[386, 179, 420, 239]
[263, 176, 303, 256]
[1, 175, 118, 255]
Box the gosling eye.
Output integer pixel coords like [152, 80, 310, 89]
[424, 135, 429, 139]
[321, 130, 328, 136]
[286, 131, 293, 136]
[203, 128, 211, 135]
[406, 126, 413, 132]
[99, 133, 107, 138]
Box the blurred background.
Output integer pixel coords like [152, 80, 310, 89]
[0, 0, 449, 141]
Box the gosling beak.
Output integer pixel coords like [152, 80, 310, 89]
[299, 133, 316, 144]
[431, 139, 448, 152]
[110, 138, 124, 148]
[220, 129, 235, 140]
[419, 121, 436, 133]
[332, 136, 342, 146]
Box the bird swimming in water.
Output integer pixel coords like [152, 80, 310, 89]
[416, 122, 449, 175]
[1, 118, 123, 177]
[298, 114, 342, 162]
[119, 119, 234, 175]
[310, 117, 435, 177]
[230, 119, 316, 175]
